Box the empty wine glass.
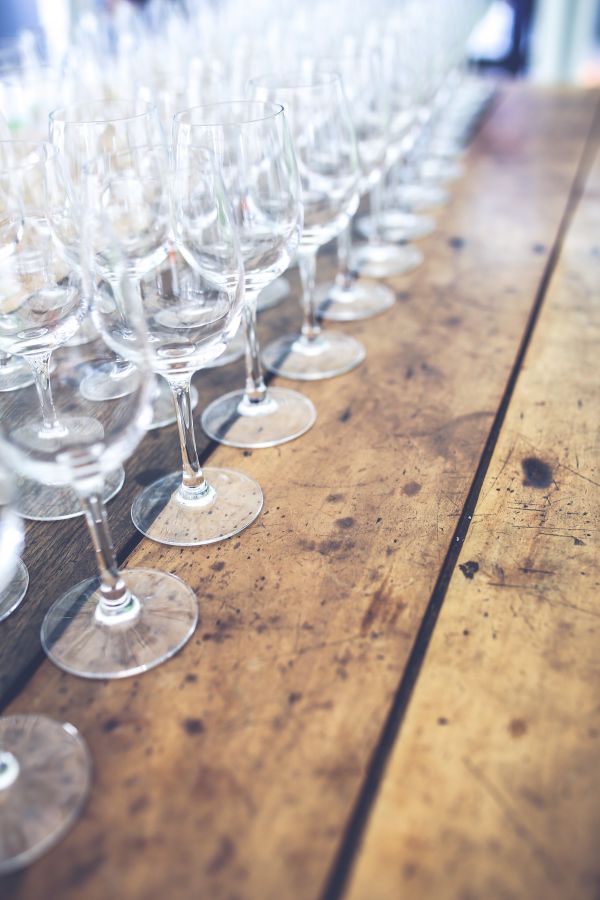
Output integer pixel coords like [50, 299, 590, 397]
[249, 71, 365, 380]
[87, 144, 262, 545]
[0, 203, 198, 678]
[174, 101, 315, 448]
[0, 139, 124, 521]
[0, 476, 91, 873]
[49, 99, 189, 427]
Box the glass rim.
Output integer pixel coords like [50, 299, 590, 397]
[49, 98, 157, 126]
[248, 70, 341, 91]
[174, 100, 285, 127]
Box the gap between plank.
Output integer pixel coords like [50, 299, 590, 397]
[321, 93, 600, 900]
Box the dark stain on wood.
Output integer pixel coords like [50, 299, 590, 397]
[205, 836, 235, 875]
[288, 692, 303, 705]
[361, 574, 392, 635]
[183, 717, 205, 736]
[521, 456, 553, 488]
[403, 481, 422, 497]
[459, 561, 479, 579]
[102, 717, 120, 733]
[448, 236, 465, 250]
[405, 366, 415, 379]
[339, 407, 352, 423]
[184, 673, 198, 683]
[326, 493, 344, 503]
[336, 517, 355, 529]
[211, 561, 226, 572]
[508, 718, 528, 737]
[437, 717, 449, 726]
[67, 854, 106, 888]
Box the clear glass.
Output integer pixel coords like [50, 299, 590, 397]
[174, 101, 315, 448]
[249, 71, 365, 379]
[0, 470, 27, 620]
[48, 99, 178, 429]
[0, 203, 198, 679]
[0, 139, 124, 521]
[86, 143, 263, 545]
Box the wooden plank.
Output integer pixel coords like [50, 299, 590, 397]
[2, 86, 596, 900]
[344, 113, 600, 900]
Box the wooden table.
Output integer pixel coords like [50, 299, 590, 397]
[2, 84, 600, 900]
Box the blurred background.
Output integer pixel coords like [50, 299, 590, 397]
[1, 0, 600, 86]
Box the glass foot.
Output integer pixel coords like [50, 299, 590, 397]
[202, 386, 316, 448]
[149, 378, 198, 430]
[205, 326, 245, 369]
[350, 243, 423, 279]
[15, 466, 124, 522]
[356, 211, 436, 242]
[131, 468, 263, 546]
[316, 279, 395, 321]
[0, 358, 34, 392]
[41, 568, 198, 679]
[394, 182, 449, 211]
[0, 559, 28, 622]
[0, 715, 91, 874]
[257, 276, 291, 312]
[79, 361, 140, 402]
[262, 331, 365, 381]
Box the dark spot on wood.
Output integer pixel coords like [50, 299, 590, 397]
[574, 537, 584, 546]
[68, 854, 106, 888]
[508, 718, 527, 738]
[448, 235, 465, 250]
[532, 242, 546, 255]
[319, 540, 341, 555]
[361, 574, 393, 635]
[437, 717, 448, 725]
[288, 692, 303, 705]
[183, 717, 205, 736]
[326, 493, 344, 502]
[336, 517, 355, 529]
[211, 560, 225, 572]
[522, 456, 552, 488]
[397, 290, 410, 302]
[403, 862, 418, 880]
[128, 795, 149, 815]
[403, 481, 421, 497]
[376, 517, 382, 523]
[443, 315, 462, 328]
[103, 717, 120, 733]
[405, 365, 414, 379]
[243, 450, 252, 457]
[463, 629, 470, 636]
[135, 468, 168, 486]
[459, 560, 479, 579]
[205, 836, 235, 875]
[184, 673, 198, 683]
[339, 407, 352, 422]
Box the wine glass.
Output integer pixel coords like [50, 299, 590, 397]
[174, 101, 315, 448]
[249, 71, 365, 380]
[0, 139, 124, 521]
[48, 99, 190, 427]
[0, 474, 91, 873]
[0, 203, 199, 678]
[311, 49, 396, 321]
[87, 144, 263, 546]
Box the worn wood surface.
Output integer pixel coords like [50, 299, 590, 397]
[345, 117, 600, 900]
[2, 86, 597, 900]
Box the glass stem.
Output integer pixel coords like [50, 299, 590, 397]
[298, 251, 321, 341]
[79, 488, 134, 620]
[27, 351, 65, 437]
[242, 296, 267, 404]
[337, 223, 354, 288]
[169, 377, 212, 502]
[369, 180, 384, 246]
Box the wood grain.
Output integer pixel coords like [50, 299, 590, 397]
[2, 86, 597, 900]
[345, 112, 600, 900]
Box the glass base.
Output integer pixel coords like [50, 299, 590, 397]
[257, 276, 291, 312]
[350, 243, 423, 279]
[356, 211, 436, 243]
[394, 182, 449, 211]
[262, 331, 365, 381]
[79, 362, 139, 402]
[201, 386, 316, 448]
[205, 326, 245, 369]
[41, 568, 198, 679]
[131, 468, 263, 546]
[316, 279, 395, 321]
[0, 559, 28, 622]
[0, 358, 34, 392]
[0, 715, 91, 874]
[149, 379, 198, 430]
[15, 466, 124, 522]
